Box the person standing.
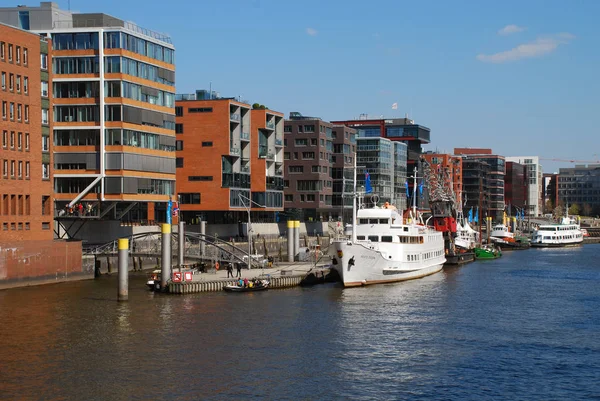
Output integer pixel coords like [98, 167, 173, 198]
[226, 263, 234, 278]
[235, 262, 242, 278]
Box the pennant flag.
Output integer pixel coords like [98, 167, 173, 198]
[468, 207, 473, 223]
[392, 102, 398, 110]
[365, 171, 373, 194]
[167, 198, 173, 224]
[405, 181, 410, 197]
[474, 207, 479, 224]
[418, 180, 424, 195]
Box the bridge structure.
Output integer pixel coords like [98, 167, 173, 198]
[83, 231, 272, 269]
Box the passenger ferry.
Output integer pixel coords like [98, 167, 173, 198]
[329, 166, 445, 287]
[531, 214, 583, 248]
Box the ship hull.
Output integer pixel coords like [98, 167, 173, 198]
[330, 241, 445, 287]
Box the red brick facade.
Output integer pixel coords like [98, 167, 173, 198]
[0, 24, 53, 241]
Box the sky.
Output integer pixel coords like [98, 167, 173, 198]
[50, 0, 600, 173]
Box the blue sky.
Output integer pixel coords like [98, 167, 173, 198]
[56, 0, 599, 172]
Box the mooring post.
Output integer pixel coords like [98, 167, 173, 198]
[287, 220, 294, 262]
[178, 220, 185, 268]
[294, 220, 300, 261]
[118, 238, 129, 302]
[200, 220, 206, 256]
[161, 223, 172, 291]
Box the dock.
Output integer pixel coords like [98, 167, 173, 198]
[166, 262, 332, 294]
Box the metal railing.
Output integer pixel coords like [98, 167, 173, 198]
[230, 113, 241, 121]
[266, 121, 275, 129]
[241, 131, 250, 140]
[274, 138, 283, 146]
[230, 147, 240, 156]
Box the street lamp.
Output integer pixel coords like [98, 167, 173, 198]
[238, 193, 266, 269]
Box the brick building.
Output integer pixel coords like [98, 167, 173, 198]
[175, 91, 284, 224]
[283, 112, 356, 221]
[0, 22, 82, 286]
[505, 161, 528, 216]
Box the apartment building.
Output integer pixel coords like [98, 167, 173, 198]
[455, 148, 505, 221]
[175, 91, 284, 224]
[1, 22, 52, 240]
[505, 161, 528, 216]
[283, 112, 356, 221]
[505, 156, 543, 217]
[0, 2, 177, 223]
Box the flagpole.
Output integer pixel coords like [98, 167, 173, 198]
[352, 157, 357, 244]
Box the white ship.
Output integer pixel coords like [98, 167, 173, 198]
[531, 213, 583, 248]
[455, 218, 480, 250]
[330, 166, 446, 287]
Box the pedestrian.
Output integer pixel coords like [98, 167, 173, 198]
[235, 262, 241, 278]
[226, 263, 234, 278]
[77, 203, 83, 216]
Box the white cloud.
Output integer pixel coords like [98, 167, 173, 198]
[498, 24, 526, 35]
[476, 33, 575, 63]
[306, 27, 318, 36]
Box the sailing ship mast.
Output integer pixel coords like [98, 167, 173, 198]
[351, 157, 357, 243]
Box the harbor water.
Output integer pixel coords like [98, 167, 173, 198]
[0, 245, 599, 400]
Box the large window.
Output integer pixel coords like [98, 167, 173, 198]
[179, 193, 200, 204]
[104, 56, 175, 86]
[53, 33, 99, 50]
[54, 105, 99, 122]
[53, 81, 100, 98]
[53, 57, 100, 74]
[104, 32, 174, 64]
[54, 129, 100, 146]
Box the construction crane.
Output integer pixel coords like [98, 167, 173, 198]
[539, 157, 600, 164]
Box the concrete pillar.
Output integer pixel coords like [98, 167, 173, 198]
[178, 220, 185, 268]
[287, 220, 294, 262]
[200, 220, 206, 256]
[94, 256, 101, 278]
[160, 223, 172, 290]
[294, 220, 300, 261]
[118, 238, 129, 302]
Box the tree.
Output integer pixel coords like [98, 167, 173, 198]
[582, 203, 593, 217]
[569, 204, 580, 215]
[553, 205, 564, 219]
[545, 200, 554, 214]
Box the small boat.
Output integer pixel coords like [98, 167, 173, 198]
[223, 280, 270, 292]
[146, 270, 162, 291]
[474, 244, 501, 260]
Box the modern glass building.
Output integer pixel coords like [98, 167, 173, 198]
[0, 2, 176, 223]
[558, 164, 600, 216]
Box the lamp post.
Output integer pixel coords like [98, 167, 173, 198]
[238, 193, 266, 269]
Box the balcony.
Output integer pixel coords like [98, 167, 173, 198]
[265, 121, 275, 130]
[267, 152, 275, 160]
[230, 147, 240, 156]
[274, 138, 283, 146]
[241, 165, 250, 173]
[240, 131, 250, 141]
[230, 113, 241, 122]
[275, 168, 283, 176]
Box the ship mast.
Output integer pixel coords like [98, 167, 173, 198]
[352, 157, 357, 243]
[412, 166, 418, 219]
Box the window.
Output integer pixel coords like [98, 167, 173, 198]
[2, 130, 6, 148]
[18, 161, 22, 178]
[188, 176, 213, 181]
[40, 54, 48, 70]
[24, 105, 29, 122]
[8, 44, 13, 62]
[25, 133, 29, 150]
[1, 72, 5, 89]
[188, 107, 212, 113]
[176, 157, 183, 168]
[16, 46, 21, 64]
[176, 140, 183, 151]
[295, 138, 308, 146]
[10, 131, 14, 148]
[23, 48, 28, 65]
[175, 123, 183, 134]
[201, 141, 213, 147]
[18, 132, 22, 149]
[302, 152, 315, 160]
[16, 75, 21, 92]
[9, 73, 14, 91]
[25, 161, 29, 178]
[175, 106, 183, 116]
[179, 193, 201, 204]
[284, 125, 292, 133]
[23, 76, 28, 94]
[0, 42, 4, 60]
[41, 81, 48, 97]
[2, 160, 6, 176]
[42, 163, 49, 179]
[9, 102, 14, 120]
[42, 109, 49, 124]
[17, 104, 22, 121]
[11, 160, 15, 177]
[288, 166, 303, 173]
[1, 101, 5, 119]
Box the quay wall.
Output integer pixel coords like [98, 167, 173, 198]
[0, 240, 85, 289]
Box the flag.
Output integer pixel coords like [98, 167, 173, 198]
[418, 180, 424, 195]
[365, 171, 373, 194]
[468, 207, 473, 223]
[405, 181, 410, 197]
[167, 197, 173, 224]
[392, 102, 398, 110]
[474, 207, 479, 224]
[172, 201, 179, 217]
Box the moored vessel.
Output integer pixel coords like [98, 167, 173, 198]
[531, 206, 583, 248]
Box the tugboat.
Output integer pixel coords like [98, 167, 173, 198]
[474, 244, 502, 260]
